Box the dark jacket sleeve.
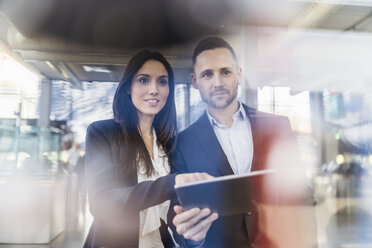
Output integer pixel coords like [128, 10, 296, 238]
[85, 121, 177, 223]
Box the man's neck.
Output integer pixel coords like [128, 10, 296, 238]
[207, 99, 239, 128]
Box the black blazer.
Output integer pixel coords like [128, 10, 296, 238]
[84, 119, 176, 248]
[168, 104, 314, 248]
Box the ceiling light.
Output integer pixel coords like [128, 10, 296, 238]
[83, 65, 111, 73]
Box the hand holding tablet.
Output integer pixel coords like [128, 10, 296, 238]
[175, 169, 277, 216]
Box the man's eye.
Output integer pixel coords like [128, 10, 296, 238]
[202, 72, 212, 78]
[223, 71, 231, 76]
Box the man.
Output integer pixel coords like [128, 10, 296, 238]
[168, 37, 317, 247]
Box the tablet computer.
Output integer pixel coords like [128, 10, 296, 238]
[174, 169, 277, 216]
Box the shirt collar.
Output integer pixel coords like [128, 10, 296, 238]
[207, 102, 247, 128]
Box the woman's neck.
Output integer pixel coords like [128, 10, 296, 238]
[138, 114, 154, 137]
[138, 114, 155, 159]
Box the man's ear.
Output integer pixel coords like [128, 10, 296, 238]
[191, 72, 198, 89]
[237, 66, 242, 85]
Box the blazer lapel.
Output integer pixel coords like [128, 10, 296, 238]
[192, 113, 234, 176]
[244, 105, 265, 172]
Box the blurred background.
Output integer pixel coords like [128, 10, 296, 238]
[0, 0, 372, 247]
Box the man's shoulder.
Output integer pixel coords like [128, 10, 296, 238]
[178, 113, 207, 139]
[243, 104, 289, 123]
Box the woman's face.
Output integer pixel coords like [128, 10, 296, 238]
[130, 60, 170, 121]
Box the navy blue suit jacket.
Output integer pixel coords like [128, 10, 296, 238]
[168, 104, 305, 248]
[84, 119, 176, 248]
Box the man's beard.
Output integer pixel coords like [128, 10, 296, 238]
[201, 87, 238, 109]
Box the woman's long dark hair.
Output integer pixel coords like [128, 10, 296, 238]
[113, 50, 177, 177]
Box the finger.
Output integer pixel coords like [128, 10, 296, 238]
[184, 212, 218, 241]
[174, 205, 183, 214]
[189, 173, 204, 182]
[173, 207, 200, 226]
[195, 173, 204, 181]
[176, 208, 211, 235]
[176, 173, 196, 185]
[193, 172, 213, 181]
[183, 173, 201, 182]
[175, 174, 187, 185]
[200, 172, 214, 180]
[190, 223, 210, 242]
[183, 212, 219, 241]
[176, 173, 204, 185]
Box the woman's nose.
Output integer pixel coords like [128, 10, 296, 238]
[149, 81, 158, 95]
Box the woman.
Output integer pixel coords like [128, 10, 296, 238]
[84, 50, 202, 248]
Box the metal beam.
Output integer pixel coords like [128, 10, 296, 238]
[56, 63, 83, 89]
[17, 50, 192, 67]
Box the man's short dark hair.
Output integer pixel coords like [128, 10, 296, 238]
[192, 37, 237, 66]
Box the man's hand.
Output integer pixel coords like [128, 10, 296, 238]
[173, 172, 218, 242]
[172, 205, 218, 242]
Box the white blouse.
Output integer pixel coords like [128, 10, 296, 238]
[137, 129, 170, 248]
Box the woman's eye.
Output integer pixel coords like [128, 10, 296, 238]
[138, 78, 148, 83]
[159, 79, 168, 85]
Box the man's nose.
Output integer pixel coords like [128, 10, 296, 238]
[213, 75, 223, 88]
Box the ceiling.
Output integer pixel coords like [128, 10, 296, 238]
[1, 0, 372, 89]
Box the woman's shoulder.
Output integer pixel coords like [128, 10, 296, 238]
[88, 119, 117, 130]
[87, 119, 120, 138]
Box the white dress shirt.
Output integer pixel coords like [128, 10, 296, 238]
[137, 129, 170, 248]
[207, 102, 254, 175]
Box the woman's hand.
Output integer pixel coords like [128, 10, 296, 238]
[175, 172, 213, 185]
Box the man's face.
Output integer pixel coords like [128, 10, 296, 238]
[191, 48, 241, 110]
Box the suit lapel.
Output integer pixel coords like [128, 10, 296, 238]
[192, 113, 234, 176]
[244, 105, 265, 171]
